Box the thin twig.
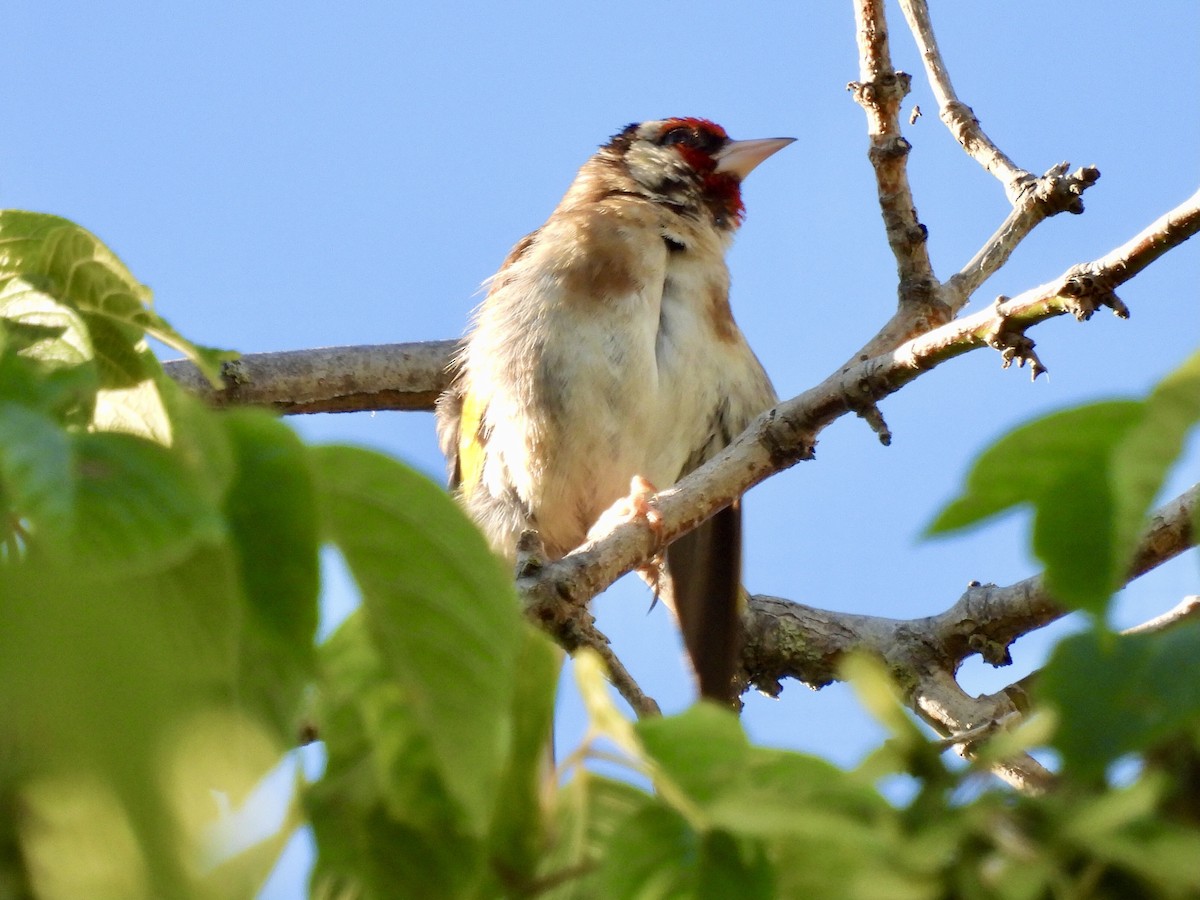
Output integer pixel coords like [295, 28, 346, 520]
[897, 0, 1031, 199]
[582, 629, 661, 718]
[946, 163, 1102, 312]
[1122, 596, 1200, 637]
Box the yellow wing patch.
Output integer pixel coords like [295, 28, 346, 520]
[457, 388, 487, 498]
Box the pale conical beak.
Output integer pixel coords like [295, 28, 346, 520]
[714, 136, 796, 179]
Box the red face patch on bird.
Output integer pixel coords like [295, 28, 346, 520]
[653, 118, 746, 227]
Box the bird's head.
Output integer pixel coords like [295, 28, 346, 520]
[605, 118, 794, 229]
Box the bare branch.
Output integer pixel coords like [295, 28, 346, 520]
[578, 625, 661, 719]
[893, 0, 1103, 315]
[741, 483, 1197, 791]
[163, 340, 458, 413]
[946, 163, 1102, 312]
[897, 0, 1031, 198]
[1122, 596, 1200, 637]
[1085, 185, 1200, 288]
[743, 483, 1198, 695]
[518, 543, 661, 717]
[848, 0, 943, 317]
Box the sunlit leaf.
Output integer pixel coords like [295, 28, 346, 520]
[313, 445, 522, 835]
[0, 210, 235, 386]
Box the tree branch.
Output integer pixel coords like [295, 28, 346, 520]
[848, 0, 943, 322]
[890, 0, 1101, 314]
[163, 340, 458, 413]
[896, 0, 1031, 198]
[946, 162, 1101, 312]
[743, 483, 1197, 695]
[742, 482, 1197, 792]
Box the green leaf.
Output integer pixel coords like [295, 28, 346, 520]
[0, 403, 74, 546]
[0, 547, 255, 899]
[0, 276, 93, 371]
[697, 831, 773, 900]
[600, 804, 697, 899]
[769, 799, 945, 900]
[0, 287, 98, 425]
[928, 402, 1143, 616]
[1110, 350, 1200, 571]
[313, 445, 522, 836]
[638, 704, 890, 843]
[222, 410, 320, 740]
[0, 210, 235, 386]
[1039, 622, 1200, 781]
[71, 430, 225, 575]
[708, 750, 890, 839]
[540, 772, 652, 900]
[309, 614, 484, 899]
[91, 350, 173, 442]
[637, 704, 749, 808]
[487, 626, 562, 886]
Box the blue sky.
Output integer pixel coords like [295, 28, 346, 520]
[5, 2, 1198, 896]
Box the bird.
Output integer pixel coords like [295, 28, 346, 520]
[436, 118, 792, 703]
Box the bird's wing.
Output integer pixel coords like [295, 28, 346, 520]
[435, 228, 543, 493]
[661, 362, 775, 704]
[434, 380, 465, 490]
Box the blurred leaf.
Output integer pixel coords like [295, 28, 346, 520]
[708, 750, 889, 838]
[599, 804, 696, 899]
[1110, 349, 1200, 571]
[313, 445, 522, 835]
[928, 402, 1143, 616]
[574, 649, 643, 760]
[0, 278, 93, 371]
[0, 403, 74, 546]
[0, 210, 235, 386]
[1040, 622, 1200, 780]
[222, 410, 319, 740]
[92, 370, 173, 443]
[636, 703, 748, 808]
[541, 773, 650, 900]
[71, 430, 225, 575]
[309, 614, 483, 899]
[309, 801, 481, 900]
[487, 626, 562, 887]
[697, 830, 773, 900]
[0, 313, 97, 425]
[0, 547, 249, 898]
[159, 709, 287, 895]
[86, 313, 158, 389]
[19, 771, 152, 900]
[638, 703, 892, 875]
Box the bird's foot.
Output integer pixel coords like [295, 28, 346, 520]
[589, 475, 667, 594]
[589, 475, 664, 542]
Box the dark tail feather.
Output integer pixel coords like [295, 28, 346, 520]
[664, 502, 743, 704]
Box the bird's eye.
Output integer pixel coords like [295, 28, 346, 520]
[661, 127, 698, 148]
